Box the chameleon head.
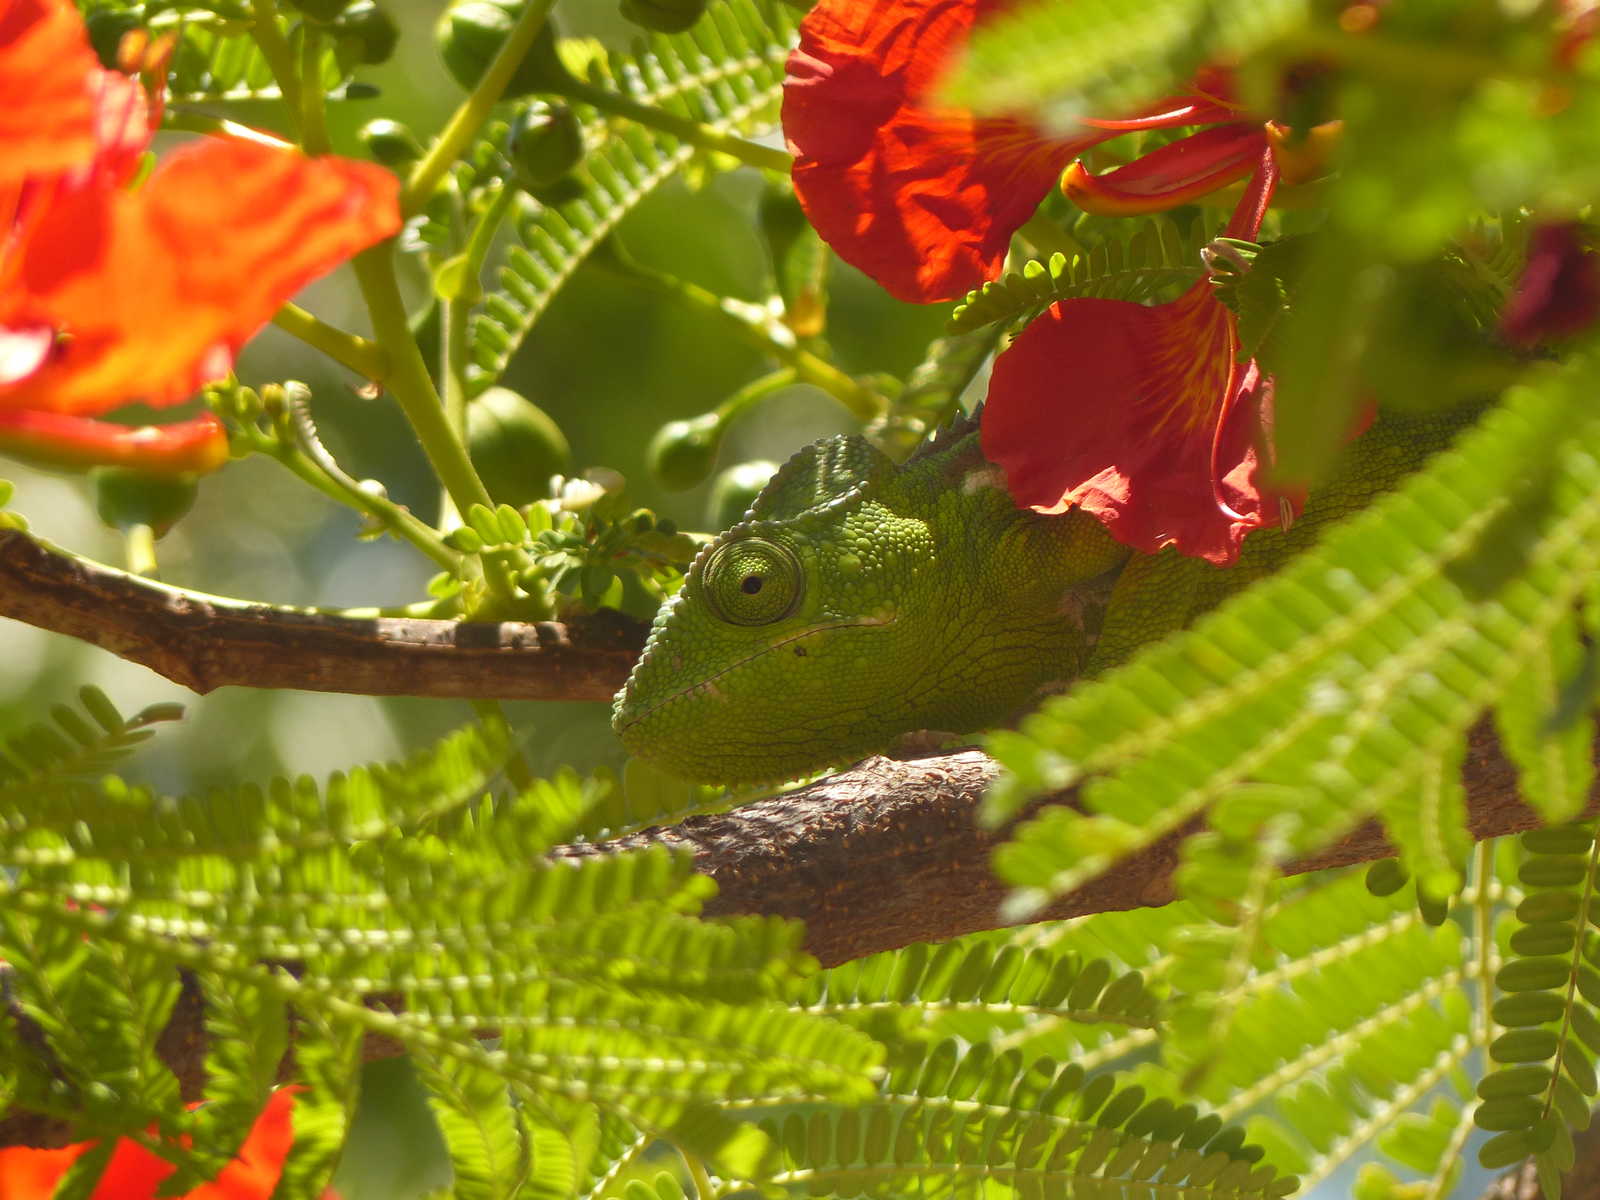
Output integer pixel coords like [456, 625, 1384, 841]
[611, 429, 1119, 786]
[610, 502, 924, 786]
[612, 433, 954, 785]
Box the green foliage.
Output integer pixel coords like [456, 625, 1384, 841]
[947, 217, 1208, 335]
[986, 359, 1600, 908]
[0, 715, 881, 1194]
[464, 0, 797, 394]
[942, 0, 1308, 126]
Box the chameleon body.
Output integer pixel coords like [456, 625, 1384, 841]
[612, 408, 1469, 786]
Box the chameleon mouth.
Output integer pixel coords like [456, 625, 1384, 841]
[614, 615, 895, 733]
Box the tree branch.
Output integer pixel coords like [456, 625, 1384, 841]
[2, 716, 1582, 1146]
[0, 530, 644, 700]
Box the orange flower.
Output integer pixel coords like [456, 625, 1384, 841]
[981, 159, 1292, 565]
[0, 0, 399, 475]
[0, 1089, 338, 1199]
[780, 0, 1322, 303]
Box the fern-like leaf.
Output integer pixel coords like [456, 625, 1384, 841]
[987, 362, 1600, 910]
[466, 0, 796, 393]
[947, 218, 1207, 334]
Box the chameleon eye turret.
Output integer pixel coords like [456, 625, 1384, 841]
[702, 536, 802, 626]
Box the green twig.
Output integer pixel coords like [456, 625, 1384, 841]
[246, 0, 303, 135]
[562, 78, 792, 175]
[402, 0, 559, 214]
[297, 23, 332, 156]
[270, 394, 461, 573]
[124, 525, 158, 578]
[273, 304, 388, 380]
[596, 248, 885, 422]
[350, 243, 497, 523]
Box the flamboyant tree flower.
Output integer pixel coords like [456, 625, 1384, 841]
[781, 0, 1330, 303]
[0, 1088, 338, 1199]
[0, 0, 400, 475]
[1499, 222, 1600, 346]
[980, 157, 1289, 565]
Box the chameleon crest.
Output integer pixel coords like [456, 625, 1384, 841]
[612, 425, 1129, 786]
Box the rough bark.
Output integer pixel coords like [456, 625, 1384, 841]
[0, 529, 645, 700]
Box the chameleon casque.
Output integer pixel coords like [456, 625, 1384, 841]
[611, 407, 1468, 786]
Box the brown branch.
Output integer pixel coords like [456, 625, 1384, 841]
[3, 717, 1584, 1147]
[0, 530, 645, 700]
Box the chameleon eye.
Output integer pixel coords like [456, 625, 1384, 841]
[702, 536, 803, 626]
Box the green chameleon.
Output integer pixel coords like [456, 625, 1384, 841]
[612, 407, 1468, 786]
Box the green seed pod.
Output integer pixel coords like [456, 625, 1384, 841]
[706, 460, 777, 530]
[506, 102, 584, 190]
[333, 0, 398, 65]
[436, 0, 572, 96]
[286, 0, 352, 23]
[618, 0, 707, 34]
[91, 468, 199, 538]
[1363, 858, 1408, 897]
[466, 386, 573, 508]
[647, 412, 724, 492]
[360, 118, 424, 168]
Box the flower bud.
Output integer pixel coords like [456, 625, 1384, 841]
[646, 412, 724, 491]
[506, 102, 584, 191]
[360, 118, 424, 168]
[619, 0, 707, 34]
[436, 0, 572, 96]
[466, 386, 573, 507]
[706, 460, 777, 529]
[333, 0, 398, 66]
[91, 468, 200, 538]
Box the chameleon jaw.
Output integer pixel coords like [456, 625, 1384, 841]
[613, 614, 895, 734]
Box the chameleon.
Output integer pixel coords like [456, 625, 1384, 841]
[611, 407, 1470, 786]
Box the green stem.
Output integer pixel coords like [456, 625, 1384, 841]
[402, 0, 559, 214]
[679, 1148, 716, 1200]
[124, 525, 158, 578]
[297, 24, 331, 156]
[273, 303, 388, 380]
[247, 0, 303, 134]
[261, 407, 461, 573]
[563, 78, 791, 174]
[350, 244, 498, 522]
[599, 250, 884, 422]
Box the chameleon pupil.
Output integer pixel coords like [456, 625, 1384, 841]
[742, 575, 764, 594]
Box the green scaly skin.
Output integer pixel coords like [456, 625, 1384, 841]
[612, 407, 1474, 786]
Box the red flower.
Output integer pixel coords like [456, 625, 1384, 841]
[0, 1088, 338, 1199]
[781, 0, 1326, 303]
[0, 0, 400, 475]
[1499, 221, 1600, 347]
[981, 158, 1290, 565]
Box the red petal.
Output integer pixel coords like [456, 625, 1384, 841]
[0, 139, 399, 415]
[1061, 123, 1266, 216]
[981, 282, 1282, 564]
[0, 0, 98, 184]
[0, 1090, 334, 1200]
[1500, 221, 1600, 346]
[0, 410, 228, 473]
[782, 0, 1110, 302]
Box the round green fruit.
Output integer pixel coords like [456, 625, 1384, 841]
[466, 387, 573, 508]
[91, 468, 200, 538]
[332, 0, 398, 64]
[506, 102, 584, 190]
[435, 0, 571, 96]
[706, 460, 777, 529]
[619, 0, 707, 34]
[360, 118, 424, 168]
[647, 413, 724, 492]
